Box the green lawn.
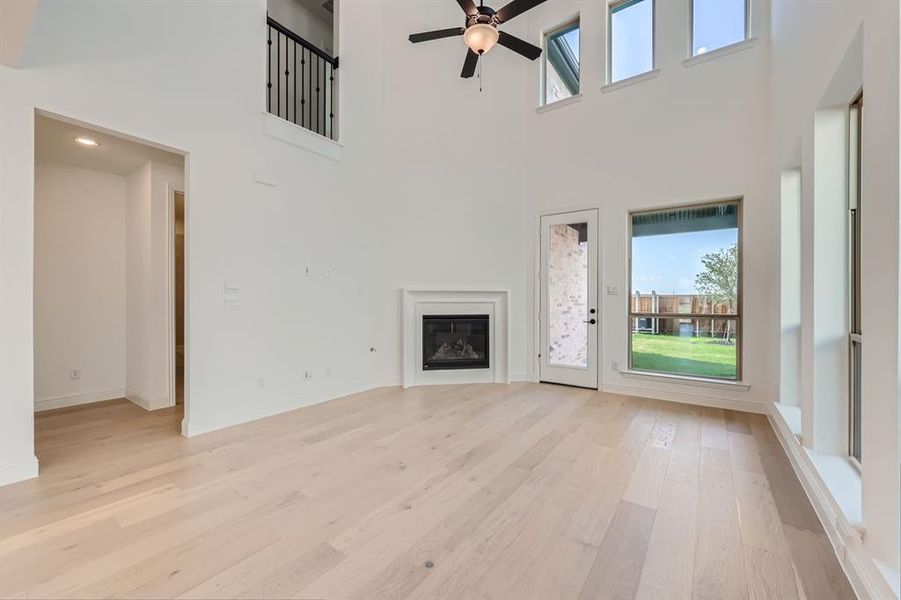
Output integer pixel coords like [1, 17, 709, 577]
[631, 333, 736, 379]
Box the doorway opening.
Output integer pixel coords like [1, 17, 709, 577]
[172, 191, 186, 406]
[33, 112, 187, 470]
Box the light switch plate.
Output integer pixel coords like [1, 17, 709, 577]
[606, 284, 619, 295]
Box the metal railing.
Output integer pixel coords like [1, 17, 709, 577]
[267, 16, 338, 140]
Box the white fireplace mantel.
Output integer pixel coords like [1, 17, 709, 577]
[402, 288, 510, 388]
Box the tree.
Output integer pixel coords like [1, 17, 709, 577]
[695, 243, 738, 342]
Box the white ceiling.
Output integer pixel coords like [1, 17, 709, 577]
[35, 115, 183, 176]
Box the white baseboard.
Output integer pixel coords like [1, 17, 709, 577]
[602, 382, 768, 414]
[126, 390, 171, 411]
[182, 380, 378, 437]
[0, 455, 39, 486]
[35, 388, 126, 412]
[768, 404, 899, 600]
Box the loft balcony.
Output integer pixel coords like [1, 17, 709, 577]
[266, 15, 338, 141]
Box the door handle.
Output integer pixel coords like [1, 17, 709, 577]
[583, 319, 597, 325]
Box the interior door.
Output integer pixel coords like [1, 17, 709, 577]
[539, 209, 599, 388]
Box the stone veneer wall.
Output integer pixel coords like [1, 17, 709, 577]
[548, 224, 588, 367]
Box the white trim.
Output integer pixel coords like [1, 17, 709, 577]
[262, 112, 342, 161]
[683, 37, 757, 68]
[0, 455, 39, 487]
[34, 388, 126, 412]
[602, 382, 765, 414]
[768, 404, 899, 600]
[536, 93, 583, 114]
[617, 368, 750, 391]
[601, 69, 660, 94]
[126, 390, 171, 411]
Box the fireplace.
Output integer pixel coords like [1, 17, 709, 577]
[422, 314, 490, 370]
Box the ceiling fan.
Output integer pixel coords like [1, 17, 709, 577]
[408, 0, 548, 79]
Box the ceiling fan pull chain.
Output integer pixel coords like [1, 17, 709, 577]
[479, 56, 483, 92]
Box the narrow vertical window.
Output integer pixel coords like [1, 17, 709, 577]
[629, 201, 742, 380]
[609, 0, 654, 83]
[543, 19, 580, 105]
[849, 92, 863, 465]
[691, 0, 747, 56]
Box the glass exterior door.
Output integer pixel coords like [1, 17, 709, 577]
[539, 209, 599, 388]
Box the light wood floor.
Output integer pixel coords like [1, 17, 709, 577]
[0, 383, 854, 599]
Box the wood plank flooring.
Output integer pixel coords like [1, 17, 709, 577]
[0, 383, 855, 599]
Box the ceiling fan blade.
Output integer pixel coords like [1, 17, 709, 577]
[495, 0, 548, 23]
[409, 27, 465, 43]
[497, 31, 542, 60]
[461, 49, 479, 78]
[457, 0, 478, 16]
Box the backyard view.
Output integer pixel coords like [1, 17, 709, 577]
[630, 202, 740, 379]
[632, 329, 737, 379]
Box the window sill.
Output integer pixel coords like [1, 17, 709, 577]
[601, 69, 660, 94]
[261, 112, 342, 161]
[536, 93, 583, 114]
[683, 37, 757, 68]
[775, 402, 802, 442]
[769, 405, 864, 539]
[617, 368, 750, 391]
[804, 448, 863, 531]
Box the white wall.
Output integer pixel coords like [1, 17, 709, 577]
[123, 160, 183, 409]
[779, 169, 801, 409]
[33, 161, 126, 410]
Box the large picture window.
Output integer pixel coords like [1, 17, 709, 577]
[629, 200, 742, 380]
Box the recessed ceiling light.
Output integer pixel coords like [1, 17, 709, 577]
[74, 136, 99, 147]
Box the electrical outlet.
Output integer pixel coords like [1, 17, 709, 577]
[70, 369, 81, 380]
[303, 370, 313, 381]
[256, 377, 265, 390]
[611, 360, 619, 371]
[325, 366, 332, 376]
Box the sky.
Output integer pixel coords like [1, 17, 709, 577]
[559, 26, 579, 62]
[631, 228, 738, 295]
[610, 0, 745, 82]
[692, 0, 746, 55]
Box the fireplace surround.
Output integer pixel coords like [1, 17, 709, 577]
[402, 288, 510, 387]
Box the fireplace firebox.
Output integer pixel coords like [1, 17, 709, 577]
[422, 314, 489, 370]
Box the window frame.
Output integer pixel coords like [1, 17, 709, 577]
[607, 0, 656, 85]
[541, 16, 581, 107]
[848, 90, 863, 468]
[627, 198, 744, 382]
[688, 0, 750, 58]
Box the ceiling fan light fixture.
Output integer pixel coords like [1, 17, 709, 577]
[463, 23, 499, 54]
